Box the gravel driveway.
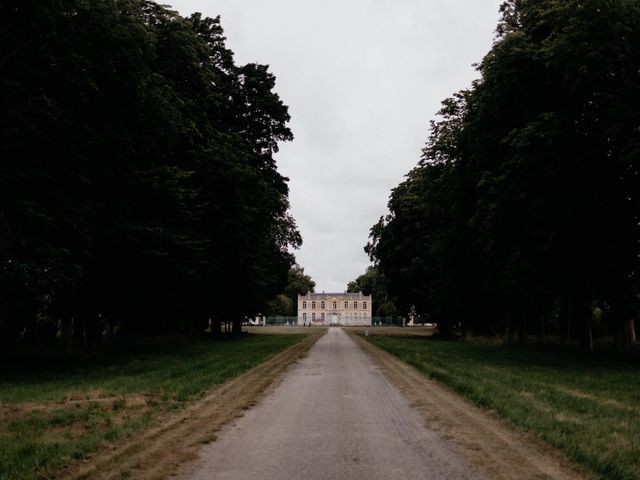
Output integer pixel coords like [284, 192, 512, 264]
[178, 327, 482, 480]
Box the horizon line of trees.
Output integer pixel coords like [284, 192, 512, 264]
[0, 0, 300, 352]
[347, 266, 398, 317]
[264, 264, 316, 317]
[366, 0, 640, 355]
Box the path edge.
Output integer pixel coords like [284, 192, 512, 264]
[345, 329, 593, 480]
[64, 330, 325, 480]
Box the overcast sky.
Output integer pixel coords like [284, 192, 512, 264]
[168, 0, 503, 292]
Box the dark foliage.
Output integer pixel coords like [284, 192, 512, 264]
[367, 0, 640, 353]
[264, 264, 315, 316]
[347, 266, 397, 316]
[0, 0, 300, 350]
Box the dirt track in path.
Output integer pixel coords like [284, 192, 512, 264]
[177, 328, 589, 480]
[349, 331, 591, 480]
[179, 328, 480, 480]
[66, 327, 590, 480]
[64, 331, 324, 480]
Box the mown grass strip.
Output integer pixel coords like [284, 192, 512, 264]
[364, 334, 640, 480]
[0, 333, 308, 480]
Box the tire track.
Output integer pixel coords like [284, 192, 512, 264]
[64, 331, 324, 480]
[348, 331, 592, 480]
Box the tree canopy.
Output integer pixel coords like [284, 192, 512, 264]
[367, 0, 640, 353]
[265, 265, 315, 316]
[347, 266, 397, 316]
[0, 0, 299, 350]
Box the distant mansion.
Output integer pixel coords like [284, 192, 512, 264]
[298, 292, 372, 326]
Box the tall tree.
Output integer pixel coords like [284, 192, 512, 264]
[265, 264, 315, 316]
[0, 0, 300, 349]
[367, 0, 640, 351]
[347, 266, 397, 316]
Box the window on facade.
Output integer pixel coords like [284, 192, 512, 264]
[312, 301, 316, 309]
[312, 313, 316, 320]
[332, 301, 337, 309]
[321, 313, 325, 321]
[354, 301, 358, 309]
[303, 313, 307, 320]
[363, 301, 367, 309]
[344, 301, 348, 309]
[321, 301, 325, 309]
[303, 301, 307, 309]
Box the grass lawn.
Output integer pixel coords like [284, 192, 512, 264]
[0, 333, 307, 480]
[364, 333, 640, 480]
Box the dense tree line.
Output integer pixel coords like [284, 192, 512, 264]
[347, 267, 397, 317]
[367, 0, 640, 354]
[264, 264, 315, 317]
[0, 0, 300, 351]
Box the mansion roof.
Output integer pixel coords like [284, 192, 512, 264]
[299, 292, 370, 299]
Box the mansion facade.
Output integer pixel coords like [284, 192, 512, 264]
[298, 292, 372, 326]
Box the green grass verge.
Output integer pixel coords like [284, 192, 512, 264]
[0, 333, 307, 480]
[364, 334, 640, 480]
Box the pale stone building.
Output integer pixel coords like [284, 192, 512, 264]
[298, 292, 372, 326]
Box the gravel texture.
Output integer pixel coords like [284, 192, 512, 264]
[178, 327, 482, 480]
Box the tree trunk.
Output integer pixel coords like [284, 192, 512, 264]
[119, 311, 142, 346]
[231, 315, 243, 335]
[610, 293, 631, 357]
[578, 297, 593, 354]
[187, 317, 194, 336]
[505, 313, 516, 345]
[616, 317, 636, 354]
[211, 316, 222, 336]
[537, 314, 545, 346]
[560, 291, 572, 349]
[518, 310, 527, 346]
[61, 316, 73, 354]
[628, 318, 637, 343]
[108, 319, 115, 339]
[85, 314, 101, 353]
[580, 317, 593, 354]
[461, 321, 469, 339]
[616, 324, 631, 356]
[72, 316, 85, 352]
